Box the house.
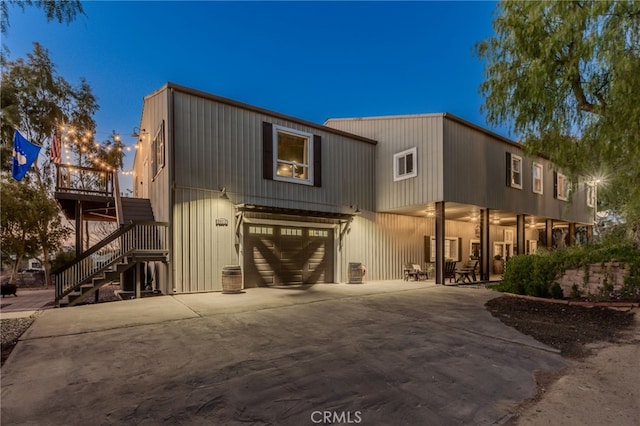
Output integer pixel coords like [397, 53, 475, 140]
[52, 82, 594, 304]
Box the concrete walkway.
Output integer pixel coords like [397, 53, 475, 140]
[1, 281, 568, 425]
[0, 288, 54, 319]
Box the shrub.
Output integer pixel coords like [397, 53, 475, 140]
[498, 255, 533, 294]
[495, 236, 640, 300]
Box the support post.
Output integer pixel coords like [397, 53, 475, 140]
[135, 263, 141, 299]
[75, 200, 83, 257]
[434, 202, 445, 285]
[516, 214, 526, 255]
[568, 223, 576, 247]
[545, 219, 554, 249]
[480, 209, 490, 281]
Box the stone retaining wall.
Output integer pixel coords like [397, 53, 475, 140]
[558, 262, 629, 297]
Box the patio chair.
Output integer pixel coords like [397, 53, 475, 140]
[444, 261, 457, 283]
[404, 263, 427, 281]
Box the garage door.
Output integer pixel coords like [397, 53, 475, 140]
[243, 224, 334, 287]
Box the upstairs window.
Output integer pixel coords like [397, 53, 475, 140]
[532, 162, 543, 194]
[151, 120, 165, 179]
[506, 153, 522, 189]
[586, 182, 596, 208]
[263, 122, 321, 187]
[393, 147, 417, 181]
[274, 125, 313, 184]
[555, 172, 570, 201]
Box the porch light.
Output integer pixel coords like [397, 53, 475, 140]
[219, 188, 229, 200]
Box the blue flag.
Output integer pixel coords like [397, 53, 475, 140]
[12, 130, 41, 181]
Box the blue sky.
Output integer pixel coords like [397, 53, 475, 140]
[5, 1, 502, 190]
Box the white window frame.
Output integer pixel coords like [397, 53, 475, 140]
[557, 173, 570, 201]
[510, 154, 523, 189]
[272, 125, 314, 186]
[393, 147, 417, 182]
[586, 182, 596, 208]
[430, 236, 460, 262]
[532, 162, 543, 194]
[151, 121, 165, 180]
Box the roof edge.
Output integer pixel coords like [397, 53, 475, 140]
[161, 82, 377, 145]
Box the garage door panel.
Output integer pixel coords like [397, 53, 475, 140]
[244, 224, 334, 287]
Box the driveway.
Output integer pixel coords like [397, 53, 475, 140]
[1, 282, 567, 425]
[0, 288, 54, 318]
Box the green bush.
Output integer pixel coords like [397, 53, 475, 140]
[496, 237, 640, 300]
[498, 255, 533, 294]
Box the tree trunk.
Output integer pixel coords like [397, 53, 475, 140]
[11, 253, 24, 285]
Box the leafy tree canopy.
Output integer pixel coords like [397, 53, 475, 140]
[1, 43, 99, 281]
[1, 0, 84, 35]
[477, 0, 640, 237]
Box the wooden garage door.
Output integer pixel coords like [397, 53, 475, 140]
[243, 224, 334, 287]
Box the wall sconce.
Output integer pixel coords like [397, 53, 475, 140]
[219, 187, 229, 200]
[131, 127, 147, 138]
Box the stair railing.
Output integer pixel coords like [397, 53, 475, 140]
[53, 221, 168, 305]
[113, 168, 124, 226]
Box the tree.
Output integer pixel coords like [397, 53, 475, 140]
[1, 0, 85, 35]
[0, 178, 71, 284]
[477, 0, 640, 241]
[1, 43, 98, 283]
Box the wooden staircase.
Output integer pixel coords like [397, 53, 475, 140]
[52, 164, 169, 307]
[53, 221, 169, 307]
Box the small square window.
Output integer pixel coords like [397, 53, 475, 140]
[510, 154, 522, 189]
[393, 147, 417, 181]
[532, 162, 543, 194]
[273, 125, 313, 185]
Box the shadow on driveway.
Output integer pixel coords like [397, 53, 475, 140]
[1, 282, 567, 425]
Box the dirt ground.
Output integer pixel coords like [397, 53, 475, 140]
[486, 296, 639, 425]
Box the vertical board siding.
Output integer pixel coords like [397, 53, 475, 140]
[339, 212, 539, 282]
[173, 91, 375, 213]
[173, 187, 237, 293]
[324, 115, 444, 211]
[443, 119, 591, 224]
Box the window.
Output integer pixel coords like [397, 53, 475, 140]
[504, 229, 514, 242]
[510, 154, 522, 189]
[309, 229, 329, 237]
[263, 122, 321, 187]
[532, 162, 543, 194]
[273, 125, 313, 185]
[556, 172, 570, 201]
[429, 237, 460, 262]
[586, 182, 596, 208]
[248, 226, 273, 235]
[393, 147, 417, 181]
[281, 228, 303, 236]
[151, 121, 165, 179]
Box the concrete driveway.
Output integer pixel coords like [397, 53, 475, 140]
[1, 282, 567, 425]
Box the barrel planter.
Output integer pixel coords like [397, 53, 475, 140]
[348, 262, 366, 284]
[221, 265, 243, 294]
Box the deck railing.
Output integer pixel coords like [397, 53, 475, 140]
[53, 221, 168, 304]
[55, 164, 115, 197]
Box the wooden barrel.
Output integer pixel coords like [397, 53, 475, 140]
[348, 262, 366, 284]
[222, 265, 243, 294]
